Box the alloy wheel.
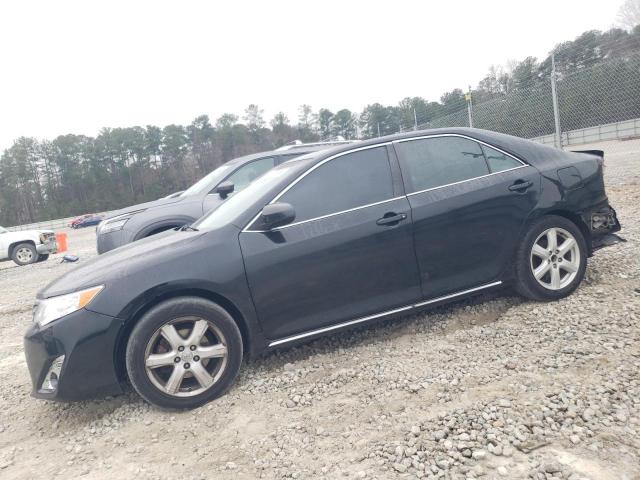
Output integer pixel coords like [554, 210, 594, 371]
[143, 316, 228, 397]
[530, 227, 580, 290]
[16, 247, 34, 263]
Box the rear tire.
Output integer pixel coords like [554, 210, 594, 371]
[11, 243, 37, 266]
[514, 215, 587, 301]
[126, 297, 243, 409]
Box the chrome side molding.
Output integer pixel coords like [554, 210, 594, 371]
[267, 281, 502, 347]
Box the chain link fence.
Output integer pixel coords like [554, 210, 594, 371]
[390, 52, 640, 159]
[7, 49, 639, 231]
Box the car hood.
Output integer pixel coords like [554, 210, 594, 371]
[104, 194, 187, 220]
[6, 229, 54, 238]
[38, 229, 205, 298]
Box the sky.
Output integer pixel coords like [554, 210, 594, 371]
[0, 0, 623, 151]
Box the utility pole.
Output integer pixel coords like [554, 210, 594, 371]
[550, 53, 562, 149]
[413, 108, 418, 130]
[377, 122, 381, 137]
[466, 86, 473, 128]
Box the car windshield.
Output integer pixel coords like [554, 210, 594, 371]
[193, 161, 304, 231]
[180, 164, 234, 197]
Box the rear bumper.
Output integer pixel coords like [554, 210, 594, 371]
[24, 309, 124, 401]
[585, 204, 623, 253]
[592, 232, 626, 252]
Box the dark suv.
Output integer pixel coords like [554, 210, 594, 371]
[96, 140, 353, 253]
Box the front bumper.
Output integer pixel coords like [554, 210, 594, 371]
[96, 229, 127, 255]
[37, 240, 58, 255]
[24, 308, 125, 401]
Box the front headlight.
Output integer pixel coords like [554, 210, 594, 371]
[98, 210, 144, 234]
[33, 285, 104, 327]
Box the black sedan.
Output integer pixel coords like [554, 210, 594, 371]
[25, 128, 622, 409]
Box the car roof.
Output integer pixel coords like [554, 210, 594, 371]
[300, 127, 562, 168]
[223, 142, 357, 167]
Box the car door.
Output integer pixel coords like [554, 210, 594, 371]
[239, 145, 422, 341]
[202, 156, 276, 214]
[393, 134, 541, 299]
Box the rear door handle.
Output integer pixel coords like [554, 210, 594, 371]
[376, 213, 407, 226]
[508, 180, 533, 192]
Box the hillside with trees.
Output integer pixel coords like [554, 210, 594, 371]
[1, 24, 639, 227]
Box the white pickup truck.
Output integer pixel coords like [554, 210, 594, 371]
[0, 226, 58, 266]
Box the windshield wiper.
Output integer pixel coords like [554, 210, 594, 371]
[179, 225, 199, 232]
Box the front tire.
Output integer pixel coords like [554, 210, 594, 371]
[11, 243, 37, 266]
[36, 254, 49, 262]
[126, 297, 243, 409]
[514, 215, 587, 301]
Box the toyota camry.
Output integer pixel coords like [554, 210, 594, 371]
[24, 128, 623, 409]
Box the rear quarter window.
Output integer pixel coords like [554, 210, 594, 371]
[481, 144, 523, 173]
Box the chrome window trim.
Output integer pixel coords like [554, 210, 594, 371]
[242, 133, 529, 232]
[267, 281, 502, 347]
[242, 142, 392, 232]
[406, 165, 529, 197]
[393, 133, 526, 166]
[246, 196, 406, 233]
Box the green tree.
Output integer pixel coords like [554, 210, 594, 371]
[188, 115, 219, 176]
[617, 0, 640, 31]
[243, 104, 265, 132]
[359, 104, 401, 138]
[511, 57, 539, 91]
[440, 89, 466, 115]
[270, 112, 297, 147]
[317, 109, 334, 139]
[296, 104, 318, 142]
[332, 109, 356, 139]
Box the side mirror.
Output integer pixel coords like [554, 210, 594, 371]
[216, 181, 235, 199]
[259, 203, 296, 230]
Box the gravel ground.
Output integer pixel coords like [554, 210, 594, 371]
[0, 141, 638, 480]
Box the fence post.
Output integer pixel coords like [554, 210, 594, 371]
[465, 87, 473, 128]
[550, 53, 562, 149]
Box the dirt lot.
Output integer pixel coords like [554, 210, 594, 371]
[0, 140, 638, 480]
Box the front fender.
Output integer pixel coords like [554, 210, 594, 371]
[111, 279, 265, 352]
[85, 225, 268, 358]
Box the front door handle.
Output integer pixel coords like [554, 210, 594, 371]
[508, 180, 533, 192]
[376, 213, 407, 226]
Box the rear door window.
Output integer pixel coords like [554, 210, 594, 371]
[395, 136, 490, 193]
[280, 146, 394, 222]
